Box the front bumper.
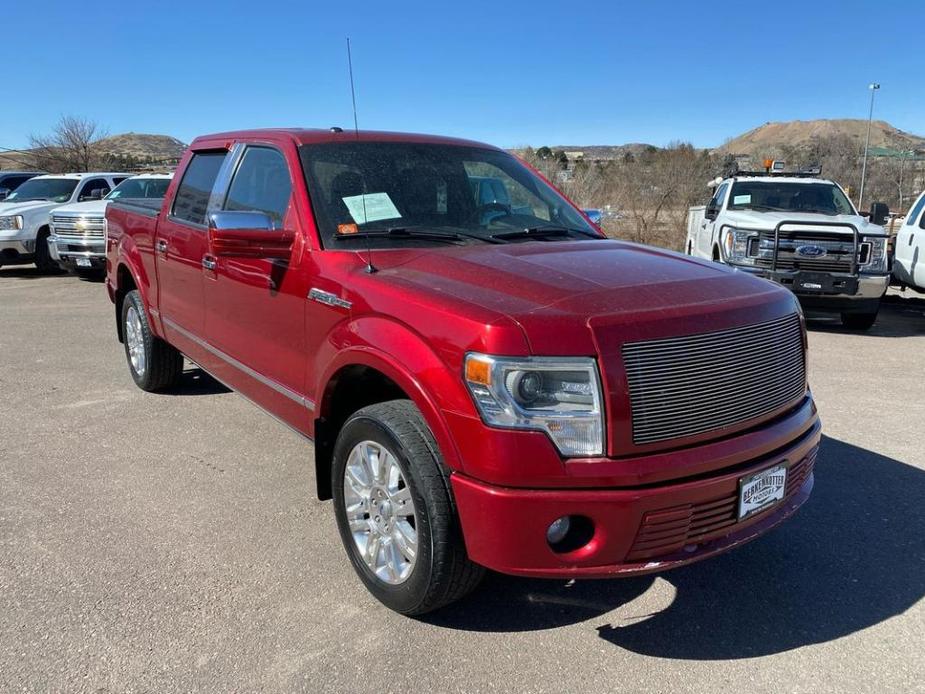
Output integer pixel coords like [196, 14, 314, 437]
[0, 235, 36, 264]
[47, 235, 106, 268]
[738, 266, 888, 303]
[452, 418, 820, 578]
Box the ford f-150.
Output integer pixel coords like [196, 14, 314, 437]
[106, 129, 820, 615]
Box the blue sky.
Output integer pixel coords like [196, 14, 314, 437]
[1, 0, 923, 151]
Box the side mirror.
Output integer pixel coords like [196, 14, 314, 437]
[0, 188, 9, 201]
[207, 211, 294, 259]
[869, 202, 889, 226]
[704, 202, 719, 221]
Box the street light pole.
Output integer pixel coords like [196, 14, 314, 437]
[858, 82, 880, 211]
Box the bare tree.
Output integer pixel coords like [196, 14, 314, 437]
[28, 115, 108, 173]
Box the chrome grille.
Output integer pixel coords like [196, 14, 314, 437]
[622, 314, 805, 445]
[754, 231, 855, 273]
[51, 214, 105, 242]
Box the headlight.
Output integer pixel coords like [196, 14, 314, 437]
[722, 227, 758, 265]
[0, 215, 23, 231]
[464, 353, 604, 456]
[859, 236, 888, 273]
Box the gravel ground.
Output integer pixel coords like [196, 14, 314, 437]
[1, 267, 923, 693]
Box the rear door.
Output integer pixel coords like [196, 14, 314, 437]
[156, 149, 228, 357]
[203, 143, 311, 425]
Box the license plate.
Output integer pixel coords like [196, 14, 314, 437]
[76, 258, 92, 267]
[738, 464, 787, 519]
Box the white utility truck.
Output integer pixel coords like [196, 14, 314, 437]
[686, 163, 890, 330]
[0, 173, 130, 272]
[893, 190, 925, 293]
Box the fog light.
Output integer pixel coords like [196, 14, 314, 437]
[546, 516, 571, 545]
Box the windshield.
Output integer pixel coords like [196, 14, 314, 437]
[106, 177, 171, 200]
[727, 181, 856, 215]
[5, 178, 78, 203]
[299, 142, 599, 247]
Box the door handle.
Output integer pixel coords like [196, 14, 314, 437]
[156, 239, 168, 254]
[701, 221, 708, 229]
[202, 255, 217, 271]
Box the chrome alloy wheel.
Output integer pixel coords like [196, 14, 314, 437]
[343, 440, 418, 584]
[125, 305, 146, 377]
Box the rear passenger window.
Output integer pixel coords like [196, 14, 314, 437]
[224, 147, 292, 226]
[172, 151, 227, 225]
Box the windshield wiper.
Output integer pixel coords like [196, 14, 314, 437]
[332, 226, 468, 245]
[490, 226, 599, 242]
[333, 226, 504, 245]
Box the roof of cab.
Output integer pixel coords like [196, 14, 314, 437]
[32, 172, 132, 179]
[189, 128, 500, 151]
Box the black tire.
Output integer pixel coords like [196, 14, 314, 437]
[841, 311, 878, 331]
[34, 228, 62, 274]
[121, 290, 184, 392]
[332, 400, 484, 615]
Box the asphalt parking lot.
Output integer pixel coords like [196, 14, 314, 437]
[1, 268, 923, 693]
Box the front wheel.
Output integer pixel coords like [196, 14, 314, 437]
[841, 310, 878, 331]
[34, 228, 62, 274]
[332, 400, 484, 615]
[121, 290, 184, 391]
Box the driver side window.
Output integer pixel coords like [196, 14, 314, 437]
[711, 183, 728, 210]
[78, 178, 111, 202]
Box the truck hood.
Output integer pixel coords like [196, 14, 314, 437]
[52, 199, 108, 216]
[0, 200, 59, 217]
[371, 239, 794, 354]
[720, 209, 885, 235]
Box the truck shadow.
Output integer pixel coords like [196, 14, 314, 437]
[169, 367, 232, 396]
[0, 267, 63, 280]
[806, 291, 925, 337]
[425, 435, 925, 659]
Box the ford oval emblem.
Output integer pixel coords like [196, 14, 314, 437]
[795, 244, 827, 259]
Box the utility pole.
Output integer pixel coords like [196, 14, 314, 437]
[858, 82, 880, 211]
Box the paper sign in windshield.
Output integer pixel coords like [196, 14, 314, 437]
[343, 193, 401, 225]
[733, 194, 752, 205]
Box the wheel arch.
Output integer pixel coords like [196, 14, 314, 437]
[311, 332, 471, 501]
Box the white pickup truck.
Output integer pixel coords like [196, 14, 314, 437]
[48, 173, 173, 274]
[686, 168, 890, 330]
[0, 172, 130, 272]
[893, 190, 925, 293]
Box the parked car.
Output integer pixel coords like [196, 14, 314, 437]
[106, 129, 819, 615]
[893, 190, 925, 293]
[0, 171, 44, 200]
[686, 165, 890, 330]
[48, 173, 173, 274]
[0, 172, 130, 272]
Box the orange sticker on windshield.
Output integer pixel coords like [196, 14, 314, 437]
[337, 223, 359, 235]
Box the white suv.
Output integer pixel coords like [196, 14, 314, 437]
[0, 172, 130, 272]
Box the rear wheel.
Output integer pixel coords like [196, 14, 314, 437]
[121, 289, 184, 391]
[841, 310, 878, 331]
[332, 400, 484, 615]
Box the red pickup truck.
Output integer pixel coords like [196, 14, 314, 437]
[105, 128, 820, 615]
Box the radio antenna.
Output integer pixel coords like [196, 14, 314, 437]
[346, 37, 376, 274]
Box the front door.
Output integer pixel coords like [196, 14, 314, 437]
[156, 149, 228, 358]
[203, 144, 311, 428]
[699, 182, 727, 259]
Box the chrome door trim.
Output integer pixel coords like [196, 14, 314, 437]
[162, 316, 316, 411]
